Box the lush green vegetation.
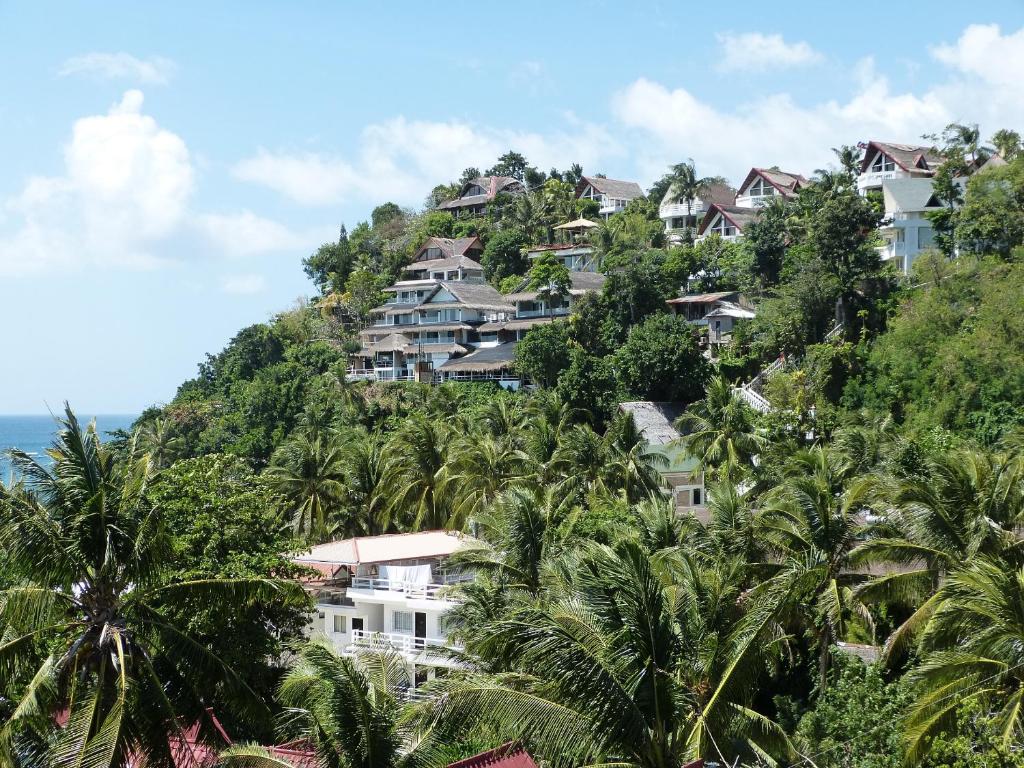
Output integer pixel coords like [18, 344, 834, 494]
[3, 133, 1024, 767]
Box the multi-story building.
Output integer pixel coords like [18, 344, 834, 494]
[352, 237, 515, 382]
[297, 531, 471, 690]
[437, 176, 525, 217]
[659, 181, 735, 240]
[575, 175, 644, 218]
[876, 178, 943, 273]
[856, 141, 945, 194]
[694, 167, 804, 243]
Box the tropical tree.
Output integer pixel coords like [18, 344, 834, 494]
[222, 641, 452, 768]
[904, 559, 1024, 764]
[665, 160, 728, 238]
[0, 407, 294, 768]
[266, 432, 348, 542]
[383, 417, 454, 530]
[419, 539, 794, 767]
[135, 416, 183, 469]
[674, 377, 765, 480]
[343, 433, 391, 535]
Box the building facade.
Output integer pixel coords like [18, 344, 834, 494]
[575, 175, 644, 218]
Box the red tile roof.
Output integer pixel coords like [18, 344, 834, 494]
[447, 743, 538, 768]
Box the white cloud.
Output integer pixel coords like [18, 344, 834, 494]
[613, 23, 1024, 186]
[58, 53, 177, 85]
[717, 32, 822, 72]
[221, 273, 268, 295]
[233, 115, 621, 207]
[0, 90, 194, 275]
[197, 211, 315, 256]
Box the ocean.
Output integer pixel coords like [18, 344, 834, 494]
[0, 414, 139, 481]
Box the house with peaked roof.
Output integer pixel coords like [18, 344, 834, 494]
[857, 140, 945, 193]
[297, 531, 471, 693]
[575, 175, 644, 217]
[437, 176, 525, 217]
[878, 178, 944, 273]
[447, 744, 539, 768]
[659, 181, 736, 240]
[735, 167, 807, 208]
[666, 290, 756, 346]
[618, 401, 707, 518]
[695, 203, 759, 242]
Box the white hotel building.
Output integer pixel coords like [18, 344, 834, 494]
[296, 531, 471, 689]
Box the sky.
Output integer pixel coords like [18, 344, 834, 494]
[2, 1, 1024, 414]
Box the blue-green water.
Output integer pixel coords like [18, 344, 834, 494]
[0, 414, 138, 481]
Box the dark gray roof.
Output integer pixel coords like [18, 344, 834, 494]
[576, 176, 644, 200]
[506, 270, 606, 301]
[428, 281, 515, 312]
[618, 401, 686, 446]
[437, 177, 524, 210]
[697, 204, 759, 235]
[438, 342, 518, 372]
[859, 141, 945, 174]
[413, 236, 482, 260]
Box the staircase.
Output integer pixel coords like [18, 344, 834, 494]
[733, 354, 786, 414]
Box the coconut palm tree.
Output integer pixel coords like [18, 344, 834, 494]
[0, 406, 293, 768]
[854, 447, 1024, 663]
[135, 416, 183, 469]
[602, 411, 669, 503]
[383, 417, 454, 531]
[904, 558, 1024, 764]
[343, 433, 391, 535]
[756, 446, 875, 688]
[418, 539, 794, 767]
[441, 434, 530, 532]
[674, 377, 765, 481]
[266, 432, 348, 542]
[665, 160, 728, 238]
[221, 641, 452, 768]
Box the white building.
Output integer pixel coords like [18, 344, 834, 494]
[856, 141, 945, 195]
[694, 167, 805, 243]
[659, 181, 735, 240]
[297, 531, 471, 690]
[575, 176, 644, 218]
[877, 178, 943, 273]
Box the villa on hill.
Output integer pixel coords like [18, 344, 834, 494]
[695, 166, 806, 243]
[575, 175, 644, 218]
[437, 176, 525, 217]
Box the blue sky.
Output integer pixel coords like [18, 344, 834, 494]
[2, 1, 1023, 414]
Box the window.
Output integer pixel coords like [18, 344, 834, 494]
[747, 177, 775, 197]
[870, 153, 896, 173]
[692, 488, 702, 506]
[710, 215, 736, 237]
[425, 247, 442, 259]
[463, 184, 484, 197]
[677, 489, 690, 506]
[392, 611, 414, 634]
[333, 614, 346, 634]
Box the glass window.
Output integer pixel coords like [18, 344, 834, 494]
[392, 611, 414, 634]
[333, 614, 346, 634]
[693, 488, 702, 506]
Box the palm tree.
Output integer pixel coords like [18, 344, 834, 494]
[418, 539, 794, 767]
[0, 406, 293, 768]
[442, 434, 530, 532]
[343, 433, 390, 535]
[854, 447, 1024, 663]
[135, 416, 184, 469]
[602, 411, 669, 503]
[267, 432, 348, 542]
[756, 446, 874, 688]
[666, 160, 727, 238]
[674, 377, 765, 481]
[222, 641, 452, 768]
[904, 559, 1024, 763]
[383, 417, 454, 531]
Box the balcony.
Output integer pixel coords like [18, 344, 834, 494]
[349, 629, 462, 655]
[659, 202, 702, 219]
[349, 573, 471, 599]
[857, 170, 905, 192]
[734, 194, 775, 209]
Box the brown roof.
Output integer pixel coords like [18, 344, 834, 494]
[426, 281, 515, 312]
[696, 203, 758, 236]
[859, 141, 945, 175]
[738, 167, 807, 198]
[413, 236, 483, 261]
[661, 180, 736, 207]
[447, 744, 538, 768]
[437, 177, 523, 210]
[479, 316, 557, 332]
[406, 322, 473, 332]
[666, 291, 741, 305]
[506, 270, 606, 301]
[404, 342, 469, 354]
[438, 343, 517, 372]
[575, 176, 644, 200]
[406, 255, 484, 273]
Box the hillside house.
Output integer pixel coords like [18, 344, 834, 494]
[659, 181, 735, 240]
[575, 175, 644, 218]
[694, 203, 759, 242]
[878, 178, 943, 273]
[734, 167, 807, 208]
[437, 176, 525, 217]
[856, 141, 945, 194]
[666, 291, 756, 345]
[618, 401, 707, 518]
[297, 531, 471, 691]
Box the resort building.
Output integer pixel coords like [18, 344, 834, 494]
[526, 218, 602, 272]
[618, 401, 707, 519]
[734, 167, 807, 208]
[575, 175, 644, 218]
[876, 178, 943, 273]
[666, 291, 756, 346]
[694, 203, 759, 242]
[856, 141, 945, 194]
[297, 531, 471, 690]
[659, 181, 735, 240]
[437, 176, 525, 217]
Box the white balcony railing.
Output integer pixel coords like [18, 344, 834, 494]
[734, 194, 775, 209]
[349, 575, 469, 599]
[857, 170, 904, 191]
[659, 201, 703, 219]
[349, 629, 460, 654]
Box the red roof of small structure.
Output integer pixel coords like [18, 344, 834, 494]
[447, 743, 539, 768]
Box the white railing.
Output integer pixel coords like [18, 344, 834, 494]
[734, 194, 774, 209]
[659, 202, 702, 219]
[857, 170, 903, 191]
[349, 575, 469, 599]
[823, 321, 846, 343]
[349, 629, 460, 654]
[734, 386, 772, 414]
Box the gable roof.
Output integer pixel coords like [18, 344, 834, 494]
[437, 177, 523, 210]
[296, 531, 467, 566]
[696, 203, 759, 235]
[859, 141, 945, 175]
[447, 743, 539, 768]
[413, 236, 482, 261]
[505, 270, 606, 302]
[618, 401, 685, 446]
[660, 180, 736, 207]
[406, 255, 484, 274]
[422, 280, 515, 312]
[881, 178, 943, 214]
[738, 167, 807, 198]
[438, 342, 518, 372]
[666, 290, 742, 305]
[575, 176, 644, 200]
